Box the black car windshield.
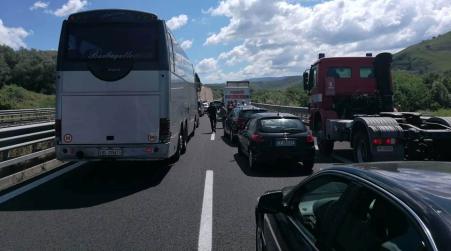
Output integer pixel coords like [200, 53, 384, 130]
[65, 23, 159, 61]
[259, 118, 306, 133]
[240, 110, 267, 119]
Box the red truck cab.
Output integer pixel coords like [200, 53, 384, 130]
[304, 53, 394, 155]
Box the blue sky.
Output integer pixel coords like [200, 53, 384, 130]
[1, 0, 451, 83]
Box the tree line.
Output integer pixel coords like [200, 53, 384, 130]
[0, 45, 56, 94]
[0, 44, 450, 112]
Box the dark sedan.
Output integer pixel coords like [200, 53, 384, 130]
[237, 113, 315, 169]
[256, 161, 451, 251]
[223, 106, 268, 143]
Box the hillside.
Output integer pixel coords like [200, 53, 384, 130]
[246, 76, 300, 90]
[0, 85, 55, 109]
[393, 31, 451, 74]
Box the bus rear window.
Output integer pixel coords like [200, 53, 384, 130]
[65, 24, 159, 61]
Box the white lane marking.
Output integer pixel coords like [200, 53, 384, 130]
[210, 132, 215, 141]
[331, 154, 353, 163]
[0, 161, 85, 204]
[198, 170, 213, 251]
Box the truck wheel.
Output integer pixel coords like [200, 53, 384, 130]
[353, 132, 371, 162]
[318, 140, 334, 156]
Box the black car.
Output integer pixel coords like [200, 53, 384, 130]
[223, 106, 268, 143]
[237, 113, 315, 169]
[256, 161, 451, 251]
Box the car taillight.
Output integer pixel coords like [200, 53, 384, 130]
[250, 133, 264, 143]
[306, 131, 314, 143]
[55, 119, 61, 140]
[159, 118, 171, 143]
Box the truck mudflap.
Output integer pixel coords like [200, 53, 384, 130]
[353, 117, 404, 161]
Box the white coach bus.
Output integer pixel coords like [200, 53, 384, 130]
[55, 9, 198, 162]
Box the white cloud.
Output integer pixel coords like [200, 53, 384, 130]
[196, 58, 219, 74]
[166, 14, 188, 30]
[199, 0, 451, 82]
[53, 0, 88, 17]
[0, 19, 30, 49]
[180, 39, 193, 50]
[30, 1, 49, 10]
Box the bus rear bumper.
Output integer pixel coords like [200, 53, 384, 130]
[56, 143, 171, 161]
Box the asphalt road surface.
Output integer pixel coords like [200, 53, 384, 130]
[0, 116, 353, 250]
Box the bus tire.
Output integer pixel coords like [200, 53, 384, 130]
[167, 133, 182, 164]
[181, 128, 187, 154]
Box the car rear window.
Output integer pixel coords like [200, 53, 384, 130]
[259, 118, 306, 133]
[240, 110, 267, 119]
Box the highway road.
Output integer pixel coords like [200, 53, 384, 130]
[0, 116, 353, 250]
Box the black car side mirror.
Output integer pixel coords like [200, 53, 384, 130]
[256, 190, 284, 214]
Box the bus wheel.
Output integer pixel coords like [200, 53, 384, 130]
[181, 129, 187, 154]
[168, 133, 182, 164]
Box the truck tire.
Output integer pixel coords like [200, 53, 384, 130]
[318, 140, 334, 156]
[353, 132, 372, 162]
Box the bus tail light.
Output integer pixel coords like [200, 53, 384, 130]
[159, 118, 171, 143]
[55, 119, 61, 141]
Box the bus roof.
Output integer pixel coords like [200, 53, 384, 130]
[67, 9, 159, 23]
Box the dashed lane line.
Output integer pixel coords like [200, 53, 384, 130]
[198, 170, 213, 251]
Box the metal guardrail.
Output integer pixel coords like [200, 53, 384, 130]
[252, 102, 309, 122]
[0, 122, 55, 166]
[0, 108, 55, 126]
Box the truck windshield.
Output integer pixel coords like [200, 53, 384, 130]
[360, 67, 375, 78]
[259, 118, 306, 133]
[327, 67, 351, 78]
[64, 23, 159, 61]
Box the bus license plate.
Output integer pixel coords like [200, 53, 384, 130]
[276, 139, 296, 147]
[376, 146, 394, 152]
[99, 148, 122, 157]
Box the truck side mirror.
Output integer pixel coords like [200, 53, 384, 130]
[303, 72, 309, 91]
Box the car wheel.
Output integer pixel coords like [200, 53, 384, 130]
[302, 160, 314, 171]
[237, 143, 244, 156]
[229, 131, 234, 144]
[248, 150, 259, 169]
